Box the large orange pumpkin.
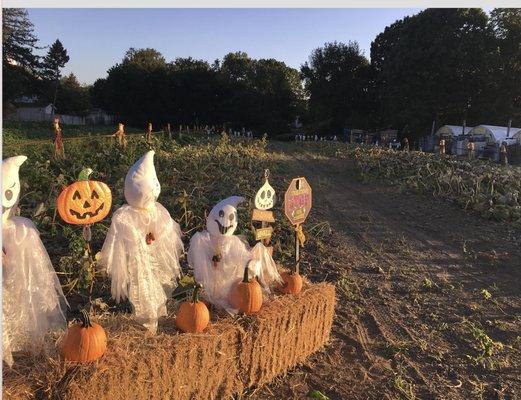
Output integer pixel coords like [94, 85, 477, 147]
[175, 283, 210, 333]
[229, 265, 263, 315]
[61, 310, 107, 363]
[57, 169, 112, 225]
[278, 271, 303, 295]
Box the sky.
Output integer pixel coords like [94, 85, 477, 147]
[26, 8, 424, 85]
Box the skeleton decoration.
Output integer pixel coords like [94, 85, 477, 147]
[100, 150, 183, 333]
[188, 196, 282, 314]
[2, 156, 67, 367]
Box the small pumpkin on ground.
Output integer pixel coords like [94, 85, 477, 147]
[57, 168, 112, 225]
[279, 270, 303, 295]
[229, 265, 263, 315]
[175, 283, 210, 333]
[61, 310, 107, 363]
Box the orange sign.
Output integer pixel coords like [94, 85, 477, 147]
[284, 177, 312, 225]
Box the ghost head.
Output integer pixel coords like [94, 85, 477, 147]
[254, 180, 276, 210]
[124, 150, 161, 210]
[2, 155, 27, 221]
[206, 196, 245, 237]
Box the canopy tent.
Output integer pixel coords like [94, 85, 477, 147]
[469, 125, 521, 145]
[435, 125, 473, 137]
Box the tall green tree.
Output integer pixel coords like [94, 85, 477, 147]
[371, 8, 497, 136]
[55, 73, 91, 116]
[490, 8, 521, 126]
[40, 39, 70, 113]
[2, 8, 40, 103]
[301, 41, 374, 134]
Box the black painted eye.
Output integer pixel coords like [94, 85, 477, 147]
[73, 190, 81, 200]
[229, 213, 234, 222]
[261, 191, 265, 199]
[91, 190, 99, 199]
[267, 190, 272, 198]
[218, 210, 224, 218]
[5, 190, 12, 201]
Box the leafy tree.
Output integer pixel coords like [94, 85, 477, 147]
[371, 8, 497, 136]
[40, 39, 70, 113]
[2, 8, 40, 103]
[490, 8, 521, 126]
[301, 41, 374, 134]
[54, 73, 91, 116]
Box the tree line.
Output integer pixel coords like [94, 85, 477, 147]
[3, 8, 520, 138]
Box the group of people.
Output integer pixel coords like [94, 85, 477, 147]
[2, 150, 282, 366]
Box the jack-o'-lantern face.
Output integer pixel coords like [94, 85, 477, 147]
[57, 180, 112, 225]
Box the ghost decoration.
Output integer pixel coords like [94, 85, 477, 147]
[254, 180, 276, 211]
[100, 150, 183, 333]
[188, 196, 282, 314]
[2, 156, 67, 367]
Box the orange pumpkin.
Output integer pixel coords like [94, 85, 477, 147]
[61, 310, 107, 363]
[175, 283, 210, 333]
[229, 265, 263, 315]
[57, 169, 112, 225]
[278, 271, 303, 295]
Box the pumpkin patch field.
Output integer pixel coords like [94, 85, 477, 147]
[3, 130, 521, 399]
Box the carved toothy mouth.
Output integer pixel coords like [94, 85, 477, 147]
[69, 203, 105, 220]
[215, 219, 233, 235]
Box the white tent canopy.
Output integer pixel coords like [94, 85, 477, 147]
[469, 125, 521, 144]
[435, 125, 473, 137]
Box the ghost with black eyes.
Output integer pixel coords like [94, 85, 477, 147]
[2, 156, 67, 367]
[100, 150, 183, 333]
[188, 196, 282, 314]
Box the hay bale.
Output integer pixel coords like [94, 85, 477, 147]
[3, 283, 335, 400]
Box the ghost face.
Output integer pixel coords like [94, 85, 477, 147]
[2, 156, 27, 219]
[207, 204, 238, 237]
[254, 181, 276, 210]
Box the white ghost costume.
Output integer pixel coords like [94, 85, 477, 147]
[100, 150, 183, 333]
[188, 196, 282, 314]
[2, 156, 67, 367]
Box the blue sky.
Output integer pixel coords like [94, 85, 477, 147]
[27, 8, 424, 84]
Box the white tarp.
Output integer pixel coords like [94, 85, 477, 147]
[469, 125, 521, 145]
[435, 125, 473, 137]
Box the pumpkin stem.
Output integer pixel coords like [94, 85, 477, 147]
[242, 265, 250, 283]
[77, 168, 93, 181]
[79, 309, 93, 328]
[192, 283, 203, 303]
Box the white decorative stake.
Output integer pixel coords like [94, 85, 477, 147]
[2, 156, 67, 367]
[100, 150, 183, 334]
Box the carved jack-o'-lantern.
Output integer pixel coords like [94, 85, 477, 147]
[57, 168, 112, 225]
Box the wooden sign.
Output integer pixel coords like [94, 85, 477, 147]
[255, 226, 273, 241]
[284, 177, 312, 226]
[251, 209, 275, 223]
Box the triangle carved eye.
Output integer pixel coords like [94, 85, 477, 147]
[91, 190, 99, 199]
[73, 190, 81, 200]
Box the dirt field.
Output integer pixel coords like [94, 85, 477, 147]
[250, 143, 521, 400]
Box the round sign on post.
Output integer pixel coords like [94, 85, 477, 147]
[284, 177, 312, 226]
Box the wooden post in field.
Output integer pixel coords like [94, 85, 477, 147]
[439, 138, 446, 155]
[166, 123, 171, 140]
[53, 117, 65, 158]
[114, 123, 127, 148]
[500, 142, 508, 165]
[467, 141, 475, 160]
[146, 122, 153, 143]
